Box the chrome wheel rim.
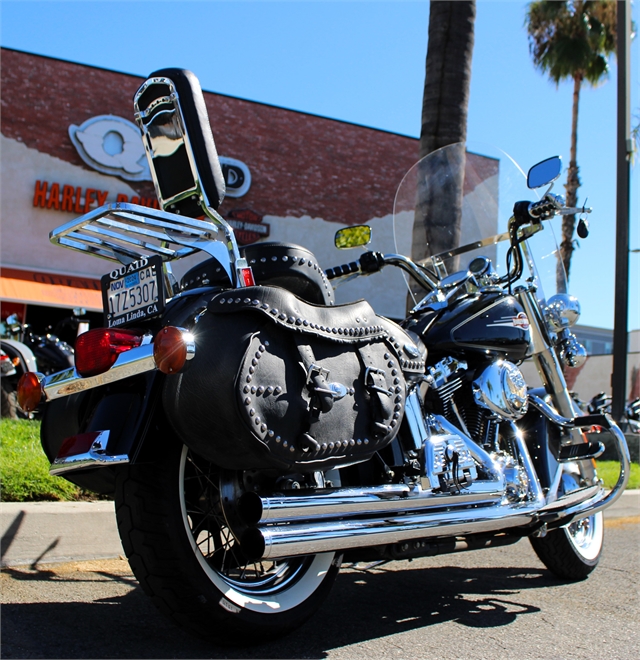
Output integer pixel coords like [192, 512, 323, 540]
[178, 445, 334, 612]
[565, 511, 604, 561]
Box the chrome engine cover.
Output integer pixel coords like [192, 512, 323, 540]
[423, 432, 477, 492]
[472, 360, 528, 421]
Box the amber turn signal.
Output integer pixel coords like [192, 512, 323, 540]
[17, 372, 44, 413]
[154, 327, 195, 374]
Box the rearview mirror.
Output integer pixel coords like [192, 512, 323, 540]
[335, 225, 372, 249]
[527, 156, 562, 189]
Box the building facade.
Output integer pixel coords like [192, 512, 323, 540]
[1, 48, 421, 330]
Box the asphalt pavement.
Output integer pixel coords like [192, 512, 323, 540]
[1, 490, 638, 568]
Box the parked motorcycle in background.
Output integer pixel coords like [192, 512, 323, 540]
[18, 69, 629, 644]
[1, 348, 21, 418]
[3, 313, 74, 376]
[626, 398, 640, 433]
[1, 313, 74, 418]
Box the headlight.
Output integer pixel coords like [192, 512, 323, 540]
[543, 294, 581, 331]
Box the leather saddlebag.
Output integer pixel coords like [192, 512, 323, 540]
[162, 285, 425, 471]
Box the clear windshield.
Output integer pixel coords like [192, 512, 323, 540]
[392, 142, 566, 306]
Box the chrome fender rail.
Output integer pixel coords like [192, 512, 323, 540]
[42, 343, 157, 401]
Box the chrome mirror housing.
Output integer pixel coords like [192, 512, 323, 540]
[527, 156, 562, 190]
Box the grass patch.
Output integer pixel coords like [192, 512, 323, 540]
[0, 419, 101, 501]
[597, 460, 640, 490]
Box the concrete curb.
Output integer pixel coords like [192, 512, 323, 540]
[1, 492, 639, 568]
[1, 501, 123, 567]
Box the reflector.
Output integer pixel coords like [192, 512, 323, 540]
[57, 432, 100, 459]
[75, 328, 143, 377]
[154, 326, 192, 374]
[17, 372, 43, 412]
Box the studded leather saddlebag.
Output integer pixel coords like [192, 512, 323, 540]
[162, 285, 425, 471]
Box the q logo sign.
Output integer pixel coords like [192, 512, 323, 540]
[69, 115, 251, 197]
[69, 115, 151, 182]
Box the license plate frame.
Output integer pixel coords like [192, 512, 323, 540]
[101, 256, 165, 328]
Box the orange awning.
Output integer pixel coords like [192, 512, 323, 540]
[0, 277, 103, 311]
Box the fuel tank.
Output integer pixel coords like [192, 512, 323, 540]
[405, 292, 531, 363]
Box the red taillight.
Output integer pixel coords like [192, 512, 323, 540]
[153, 326, 194, 374]
[75, 328, 143, 377]
[17, 372, 43, 412]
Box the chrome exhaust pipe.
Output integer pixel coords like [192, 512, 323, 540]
[241, 502, 536, 560]
[239, 408, 629, 560]
[241, 478, 622, 560]
[237, 480, 505, 526]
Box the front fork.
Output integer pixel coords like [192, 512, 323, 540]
[516, 286, 598, 488]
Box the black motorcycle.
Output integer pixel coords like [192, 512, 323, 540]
[2, 314, 74, 418]
[19, 69, 629, 644]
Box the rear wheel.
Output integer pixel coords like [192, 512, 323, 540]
[530, 512, 604, 580]
[115, 435, 340, 644]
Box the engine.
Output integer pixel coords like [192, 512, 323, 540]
[422, 356, 530, 501]
[425, 357, 527, 441]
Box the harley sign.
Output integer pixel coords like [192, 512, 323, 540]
[69, 115, 251, 197]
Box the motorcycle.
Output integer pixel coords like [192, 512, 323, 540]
[627, 398, 640, 433]
[3, 313, 74, 376]
[584, 391, 640, 434]
[1, 347, 21, 418]
[18, 69, 629, 644]
[3, 313, 74, 419]
[1, 321, 41, 419]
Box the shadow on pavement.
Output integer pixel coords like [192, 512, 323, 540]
[1, 559, 556, 659]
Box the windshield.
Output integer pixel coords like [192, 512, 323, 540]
[392, 142, 566, 306]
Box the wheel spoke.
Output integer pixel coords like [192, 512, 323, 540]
[181, 446, 314, 594]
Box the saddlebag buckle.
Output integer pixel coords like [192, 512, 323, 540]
[365, 366, 392, 396]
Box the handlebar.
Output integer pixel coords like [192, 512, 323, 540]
[325, 261, 360, 279]
[325, 251, 438, 291]
[517, 194, 592, 222]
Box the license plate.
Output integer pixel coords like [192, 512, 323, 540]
[101, 256, 165, 328]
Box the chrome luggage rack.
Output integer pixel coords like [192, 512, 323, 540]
[50, 201, 248, 295]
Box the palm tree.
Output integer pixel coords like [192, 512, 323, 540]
[526, 0, 617, 290]
[420, 1, 476, 159]
[412, 1, 476, 279]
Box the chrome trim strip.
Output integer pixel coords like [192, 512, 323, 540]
[49, 431, 130, 475]
[43, 344, 157, 401]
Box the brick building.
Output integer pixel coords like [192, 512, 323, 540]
[1, 48, 421, 331]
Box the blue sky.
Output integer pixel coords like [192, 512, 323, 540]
[1, 0, 638, 330]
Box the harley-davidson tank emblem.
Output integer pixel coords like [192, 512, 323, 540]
[488, 312, 530, 330]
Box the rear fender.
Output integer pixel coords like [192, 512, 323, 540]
[41, 371, 162, 495]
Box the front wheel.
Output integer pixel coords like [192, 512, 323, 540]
[529, 512, 604, 581]
[115, 433, 341, 644]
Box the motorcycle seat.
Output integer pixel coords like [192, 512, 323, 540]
[180, 242, 334, 306]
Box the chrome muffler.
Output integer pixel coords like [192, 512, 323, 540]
[237, 480, 504, 526]
[241, 501, 537, 560]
